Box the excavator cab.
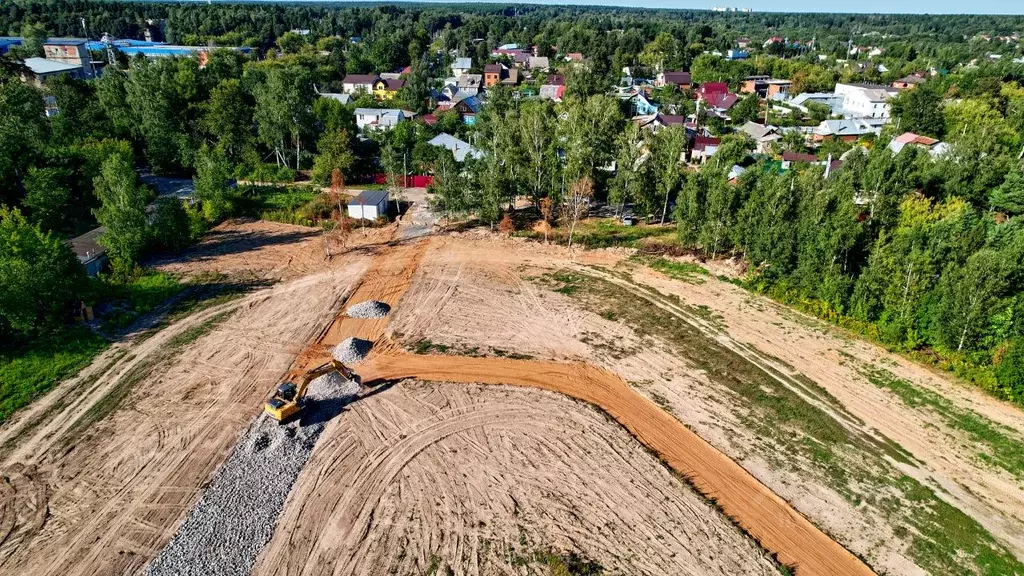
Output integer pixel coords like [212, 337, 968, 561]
[276, 381, 298, 402]
[264, 360, 357, 423]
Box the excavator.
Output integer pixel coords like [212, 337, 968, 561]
[264, 360, 358, 422]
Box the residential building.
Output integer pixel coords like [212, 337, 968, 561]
[630, 92, 660, 116]
[565, 52, 583, 62]
[891, 75, 926, 89]
[811, 118, 884, 142]
[354, 108, 407, 131]
[726, 50, 749, 60]
[740, 121, 783, 153]
[456, 73, 483, 94]
[528, 56, 549, 70]
[373, 77, 405, 100]
[691, 136, 721, 163]
[736, 38, 751, 49]
[347, 190, 389, 220]
[318, 91, 352, 105]
[698, 87, 739, 113]
[781, 150, 818, 169]
[788, 92, 845, 114]
[42, 38, 94, 78]
[887, 132, 950, 157]
[727, 164, 747, 184]
[656, 71, 692, 90]
[0, 37, 22, 54]
[428, 133, 483, 162]
[540, 84, 566, 102]
[69, 227, 108, 277]
[740, 76, 792, 98]
[834, 83, 899, 119]
[342, 74, 377, 95]
[484, 64, 503, 87]
[451, 57, 472, 77]
[634, 113, 687, 132]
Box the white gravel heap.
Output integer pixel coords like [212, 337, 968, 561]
[331, 337, 372, 364]
[345, 300, 390, 318]
[144, 370, 359, 576]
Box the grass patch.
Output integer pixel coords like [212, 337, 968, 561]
[637, 255, 710, 284]
[516, 218, 677, 249]
[0, 327, 107, 426]
[848, 354, 1024, 481]
[90, 270, 186, 331]
[239, 185, 343, 228]
[533, 268, 1023, 576]
[535, 550, 604, 576]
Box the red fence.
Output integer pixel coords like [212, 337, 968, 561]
[371, 174, 433, 187]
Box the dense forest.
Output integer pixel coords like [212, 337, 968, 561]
[1, 1, 1023, 409]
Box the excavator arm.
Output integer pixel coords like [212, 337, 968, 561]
[264, 359, 358, 422]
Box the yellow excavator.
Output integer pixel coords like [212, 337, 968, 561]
[264, 360, 358, 422]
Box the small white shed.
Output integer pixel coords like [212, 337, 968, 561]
[347, 190, 389, 220]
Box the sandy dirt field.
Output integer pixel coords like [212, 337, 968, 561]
[630, 261, 1024, 560]
[256, 381, 780, 576]
[385, 234, 1024, 574]
[0, 225, 373, 576]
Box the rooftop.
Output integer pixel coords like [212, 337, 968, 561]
[69, 227, 107, 263]
[349, 190, 389, 206]
[24, 57, 81, 75]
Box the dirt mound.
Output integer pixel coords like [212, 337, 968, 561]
[345, 300, 391, 318]
[332, 337, 372, 364]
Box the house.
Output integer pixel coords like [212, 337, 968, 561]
[546, 74, 566, 86]
[347, 190, 389, 220]
[455, 73, 483, 94]
[781, 150, 818, 169]
[428, 133, 483, 162]
[726, 50, 749, 60]
[834, 83, 899, 119]
[450, 94, 481, 124]
[528, 56, 550, 71]
[540, 84, 566, 102]
[354, 108, 407, 131]
[342, 74, 377, 95]
[69, 227, 108, 277]
[656, 71, 692, 90]
[373, 77, 405, 100]
[501, 67, 520, 86]
[484, 64, 503, 87]
[565, 52, 583, 62]
[698, 86, 739, 113]
[887, 132, 950, 157]
[452, 57, 472, 77]
[788, 92, 845, 114]
[891, 75, 926, 89]
[22, 57, 84, 86]
[811, 118, 883, 142]
[318, 92, 352, 105]
[736, 38, 751, 49]
[635, 113, 686, 132]
[740, 121, 783, 153]
[513, 52, 531, 67]
[42, 38, 95, 78]
[727, 164, 747, 184]
[690, 136, 721, 163]
[741, 76, 792, 99]
[630, 92, 660, 116]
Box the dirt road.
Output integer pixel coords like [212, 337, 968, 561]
[356, 352, 873, 576]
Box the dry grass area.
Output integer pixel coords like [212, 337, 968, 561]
[256, 381, 780, 576]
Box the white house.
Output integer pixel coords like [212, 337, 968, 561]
[428, 133, 483, 162]
[834, 83, 899, 119]
[347, 190, 389, 220]
[354, 108, 406, 131]
[341, 74, 377, 95]
[451, 57, 472, 77]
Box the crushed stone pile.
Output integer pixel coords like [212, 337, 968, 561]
[345, 300, 391, 318]
[332, 337, 372, 364]
[144, 370, 360, 576]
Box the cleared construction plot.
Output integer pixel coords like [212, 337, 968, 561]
[256, 381, 781, 576]
[390, 235, 1024, 576]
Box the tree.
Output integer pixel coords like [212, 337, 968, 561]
[0, 81, 47, 204]
[0, 206, 86, 340]
[890, 85, 944, 138]
[381, 142, 406, 207]
[252, 65, 314, 169]
[995, 338, 1024, 403]
[202, 79, 253, 161]
[311, 130, 355, 187]
[22, 167, 72, 232]
[651, 125, 687, 224]
[428, 149, 469, 224]
[193, 145, 235, 222]
[730, 94, 762, 125]
[539, 197, 555, 243]
[990, 167, 1024, 216]
[93, 154, 149, 277]
[561, 176, 593, 249]
[148, 197, 193, 253]
[518, 102, 557, 206]
[610, 122, 651, 216]
[933, 250, 1006, 352]
[20, 23, 48, 57]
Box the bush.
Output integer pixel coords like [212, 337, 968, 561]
[995, 338, 1024, 403]
[149, 198, 194, 253]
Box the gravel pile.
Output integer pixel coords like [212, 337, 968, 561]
[331, 337, 372, 364]
[145, 370, 359, 576]
[346, 300, 390, 318]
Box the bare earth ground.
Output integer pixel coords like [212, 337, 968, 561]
[0, 224, 373, 575]
[631, 261, 1024, 560]
[256, 381, 779, 576]
[388, 234, 1024, 575]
